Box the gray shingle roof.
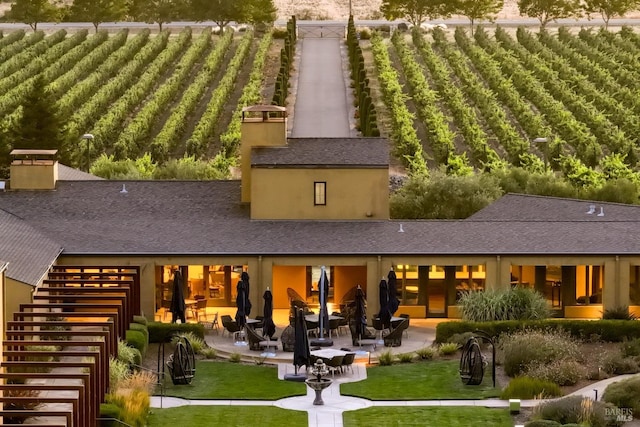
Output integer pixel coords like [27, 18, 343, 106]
[0, 209, 62, 285]
[252, 138, 389, 167]
[58, 164, 104, 181]
[0, 183, 640, 256]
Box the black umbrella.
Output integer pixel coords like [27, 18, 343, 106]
[388, 268, 400, 315]
[170, 270, 186, 323]
[292, 307, 310, 375]
[318, 268, 330, 337]
[262, 288, 276, 339]
[354, 285, 368, 338]
[241, 271, 252, 317]
[377, 278, 392, 329]
[235, 280, 247, 329]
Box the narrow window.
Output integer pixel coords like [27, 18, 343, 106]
[314, 182, 326, 205]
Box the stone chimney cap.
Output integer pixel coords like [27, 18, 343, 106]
[10, 149, 58, 157]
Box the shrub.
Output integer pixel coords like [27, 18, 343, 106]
[132, 315, 148, 326]
[109, 357, 131, 391]
[415, 347, 436, 360]
[533, 396, 620, 427]
[117, 371, 157, 396]
[378, 350, 395, 366]
[500, 376, 562, 399]
[621, 338, 640, 357]
[447, 332, 477, 348]
[438, 342, 460, 356]
[397, 352, 415, 363]
[359, 28, 371, 39]
[200, 347, 217, 359]
[130, 322, 149, 344]
[435, 319, 640, 344]
[125, 330, 147, 359]
[106, 389, 150, 427]
[99, 403, 122, 426]
[602, 306, 638, 320]
[229, 352, 242, 363]
[459, 287, 550, 322]
[600, 349, 640, 375]
[602, 375, 640, 414]
[171, 332, 206, 354]
[147, 321, 204, 343]
[499, 329, 580, 377]
[525, 359, 586, 386]
[118, 339, 138, 365]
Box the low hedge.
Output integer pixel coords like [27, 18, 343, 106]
[129, 322, 149, 344]
[99, 403, 122, 426]
[132, 315, 148, 326]
[436, 319, 640, 343]
[147, 321, 205, 343]
[125, 329, 147, 358]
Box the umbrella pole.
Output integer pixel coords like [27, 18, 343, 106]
[310, 266, 333, 347]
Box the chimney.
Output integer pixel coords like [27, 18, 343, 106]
[9, 149, 59, 190]
[240, 105, 287, 204]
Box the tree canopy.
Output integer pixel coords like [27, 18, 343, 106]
[6, 0, 60, 31]
[188, 0, 244, 29]
[380, 0, 453, 27]
[69, 0, 129, 32]
[130, 0, 184, 31]
[583, 0, 639, 27]
[517, 0, 582, 28]
[452, 0, 504, 33]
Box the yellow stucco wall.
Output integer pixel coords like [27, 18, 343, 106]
[9, 163, 58, 190]
[5, 278, 33, 325]
[250, 168, 389, 220]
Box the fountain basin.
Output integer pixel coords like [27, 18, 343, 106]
[305, 378, 332, 405]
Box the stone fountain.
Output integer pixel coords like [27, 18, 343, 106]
[305, 359, 332, 405]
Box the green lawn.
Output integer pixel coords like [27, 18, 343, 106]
[162, 360, 306, 399]
[340, 359, 500, 399]
[148, 406, 308, 426]
[343, 407, 513, 426]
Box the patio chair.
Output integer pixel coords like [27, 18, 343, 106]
[161, 299, 172, 320]
[348, 321, 377, 350]
[325, 355, 344, 377]
[245, 325, 279, 351]
[341, 352, 356, 374]
[328, 318, 341, 338]
[194, 298, 209, 322]
[383, 318, 407, 347]
[221, 314, 242, 340]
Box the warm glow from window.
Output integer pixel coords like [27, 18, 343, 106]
[314, 182, 326, 205]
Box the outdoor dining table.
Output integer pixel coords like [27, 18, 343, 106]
[310, 348, 348, 360]
[245, 318, 261, 328]
[304, 314, 343, 322]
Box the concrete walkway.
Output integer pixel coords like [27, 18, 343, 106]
[290, 38, 352, 138]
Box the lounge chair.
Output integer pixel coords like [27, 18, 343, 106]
[348, 321, 377, 350]
[221, 314, 242, 340]
[341, 352, 356, 374]
[383, 318, 408, 347]
[245, 325, 279, 351]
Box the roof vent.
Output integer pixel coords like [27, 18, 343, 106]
[586, 204, 596, 214]
[398, 223, 404, 233]
[597, 206, 604, 217]
[120, 184, 128, 194]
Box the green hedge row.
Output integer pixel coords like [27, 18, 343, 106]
[147, 321, 205, 343]
[272, 16, 296, 106]
[346, 15, 379, 137]
[436, 319, 640, 343]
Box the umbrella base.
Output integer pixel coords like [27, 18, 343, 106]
[284, 373, 307, 382]
[309, 337, 333, 347]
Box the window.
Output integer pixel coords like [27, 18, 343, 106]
[314, 182, 326, 205]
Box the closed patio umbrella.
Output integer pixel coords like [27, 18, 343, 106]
[241, 272, 252, 317]
[292, 307, 310, 375]
[235, 280, 247, 329]
[310, 266, 333, 347]
[170, 270, 186, 323]
[354, 285, 368, 338]
[388, 268, 400, 315]
[377, 278, 392, 329]
[262, 288, 276, 339]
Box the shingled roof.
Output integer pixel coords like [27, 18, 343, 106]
[251, 138, 389, 167]
[0, 209, 62, 285]
[0, 182, 639, 257]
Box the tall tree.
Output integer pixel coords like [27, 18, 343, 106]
[6, 0, 60, 31]
[70, 0, 129, 32]
[453, 0, 504, 34]
[380, 0, 453, 27]
[10, 75, 68, 160]
[583, 0, 639, 28]
[189, 0, 244, 30]
[517, 0, 582, 28]
[130, 0, 183, 31]
[243, 0, 277, 27]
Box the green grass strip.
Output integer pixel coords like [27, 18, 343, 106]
[340, 359, 499, 400]
[343, 407, 513, 426]
[162, 360, 306, 400]
[148, 406, 307, 427]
